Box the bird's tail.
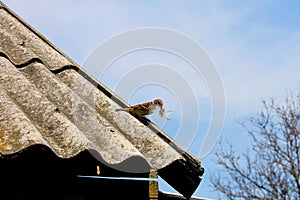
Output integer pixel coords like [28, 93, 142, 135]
[115, 107, 130, 112]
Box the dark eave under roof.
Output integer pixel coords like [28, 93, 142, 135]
[0, 2, 204, 198]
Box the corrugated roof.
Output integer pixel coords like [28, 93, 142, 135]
[0, 2, 204, 198]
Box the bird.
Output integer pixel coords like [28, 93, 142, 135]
[115, 99, 165, 118]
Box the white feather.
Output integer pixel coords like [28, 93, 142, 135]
[159, 107, 172, 120]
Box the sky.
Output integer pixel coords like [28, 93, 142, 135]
[3, 0, 300, 199]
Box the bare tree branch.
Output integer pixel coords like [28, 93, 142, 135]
[211, 91, 300, 200]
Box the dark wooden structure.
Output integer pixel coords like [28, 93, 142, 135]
[1, 145, 157, 199]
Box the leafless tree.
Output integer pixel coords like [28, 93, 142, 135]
[211, 92, 300, 200]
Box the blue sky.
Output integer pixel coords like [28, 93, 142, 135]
[3, 0, 300, 199]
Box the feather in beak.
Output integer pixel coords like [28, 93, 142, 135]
[159, 106, 172, 120]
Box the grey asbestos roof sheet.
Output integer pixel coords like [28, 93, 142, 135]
[0, 2, 203, 198]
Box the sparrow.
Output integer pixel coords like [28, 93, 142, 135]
[116, 99, 167, 118]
